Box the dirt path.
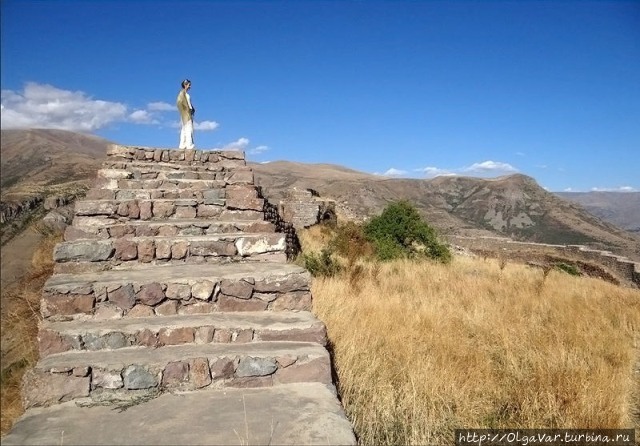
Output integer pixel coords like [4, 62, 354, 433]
[1, 226, 43, 292]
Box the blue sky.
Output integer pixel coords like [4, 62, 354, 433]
[1, 0, 639, 192]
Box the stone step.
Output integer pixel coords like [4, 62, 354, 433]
[39, 311, 326, 357]
[96, 165, 253, 185]
[42, 263, 311, 321]
[74, 196, 264, 220]
[4, 383, 356, 445]
[22, 342, 332, 408]
[110, 178, 226, 190]
[52, 233, 286, 270]
[65, 218, 276, 240]
[105, 145, 246, 167]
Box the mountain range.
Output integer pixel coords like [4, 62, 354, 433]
[1, 129, 638, 261]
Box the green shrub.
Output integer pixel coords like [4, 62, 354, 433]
[554, 262, 581, 276]
[330, 221, 373, 265]
[364, 200, 451, 263]
[304, 248, 342, 277]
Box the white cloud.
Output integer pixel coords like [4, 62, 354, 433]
[463, 160, 518, 174]
[147, 101, 174, 111]
[194, 120, 219, 131]
[129, 109, 157, 124]
[248, 145, 269, 155]
[1, 82, 127, 132]
[414, 166, 455, 178]
[591, 186, 638, 192]
[381, 168, 407, 177]
[222, 137, 250, 150]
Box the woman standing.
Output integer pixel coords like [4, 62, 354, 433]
[177, 79, 195, 149]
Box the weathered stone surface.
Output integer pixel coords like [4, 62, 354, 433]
[235, 235, 285, 257]
[213, 329, 232, 343]
[158, 327, 195, 345]
[219, 279, 253, 299]
[94, 303, 123, 320]
[274, 357, 332, 385]
[82, 334, 104, 351]
[195, 326, 215, 344]
[189, 358, 211, 388]
[123, 365, 157, 390]
[153, 202, 175, 218]
[189, 240, 236, 257]
[136, 329, 159, 347]
[258, 324, 326, 345]
[138, 239, 155, 262]
[254, 273, 309, 293]
[38, 329, 74, 356]
[108, 284, 136, 310]
[53, 241, 114, 262]
[171, 241, 189, 259]
[191, 280, 214, 300]
[137, 282, 165, 306]
[22, 370, 90, 408]
[64, 226, 99, 241]
[127, 304, 155, 318]
[92, 369, 124, 390]
[218, 296, 268, 312]
[233, 329, 254, 343]
[102, 332, 130, 349]
[196, 204, 223, 218]
[166, 283, 191, 300]
[157, 225, 179, 236]
[236, 357, 277, 377]
[155, 300, 178, 316]
[271, 291, 312, 311]
[228, 376, 273, 388]
[109, 225, 136, 239]
[155, 240, 172, 259]
[178, 302, 215, 315]
[139, 201, 153, 220]
[41, 293, 95, 318]
[209, 357, 236, 380]
[225, 169, 254, 185]
[174, 206, 197, 219]
[114, 238, 137, 261]
[162, 361, 189, 387]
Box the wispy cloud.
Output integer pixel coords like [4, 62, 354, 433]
[591, 186, 638, 192]
[248, 145, 269, 155]
[147, 101, 174, 111]
[414, 166, 456, 178]
[194, 121, 219, 131]
[222, 137, 250, 150]
[0, 82, 219, 132]
[463, 160, 518, 175]
[380, 168, 407, 177]
[1, 82, 127, 132]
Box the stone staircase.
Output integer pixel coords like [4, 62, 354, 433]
[4, 146, 355, 445]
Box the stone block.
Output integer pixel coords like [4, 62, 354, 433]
[22, 369, 90, 408]
[114, 238, 138, 261]
[38, 329, 75, 356]
[166, 283, 191, 300]
[53, 241, 114, 262]
[174, 206, 197, 219]
[155, 240, 172, 260]
[139, 201, 153, 220]
[189, 357, 212, 388]
[157, 225, 179, 236]
[233, 329, 254, 343]
[274, 357, 331, 385]
[192, 280, 215, 300]
[138, 239, 155, 262]
[177, 302, 214, 315]
[136, 329, 159, 347]
[258, 324, 326, 345]
[220, 279, 254, 299]
[254, 273, 310, 293]
[171, 241, 189, 259]
[235, 234, 285, 257]
[158, 327, 195, 345]
[209, 357, 236, 380]
[41, 293, 95, 318]
[217, 295, 268, 312]
[92, 369, 124, 390]
[123, 365, 157, 390]
[108, 284, 136, 310]
[127, 304, 155, 318]
[153, 201, 175, 218]
[196, 204, 223, 218]
[75, 201, 117, 216]
[109, 225, 136, 239]
[236, 357, 277, 377]
[271, 291, 312, 311]
[195, 326, 215, 344]
[162, 361, 189, 387]
[155, 300, 178, 316]
[136, 282, 165, 306]
[190, 240, 237, 257]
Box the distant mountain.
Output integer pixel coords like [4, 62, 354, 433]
[0, 129, 637, 260]
[0, 129, 111, 199]
[252, 161, 640, 260]
[556, 192, 640, 234]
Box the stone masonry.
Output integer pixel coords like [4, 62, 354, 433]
[4, 145, 355, 445]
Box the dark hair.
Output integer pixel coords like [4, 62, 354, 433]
[181, 79, 191, 88]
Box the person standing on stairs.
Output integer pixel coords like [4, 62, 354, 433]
[177, 79, 196, 149]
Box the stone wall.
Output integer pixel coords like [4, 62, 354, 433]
[449, 235, 640, 288]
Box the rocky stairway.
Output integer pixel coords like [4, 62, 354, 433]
[4, 146, 355, 445]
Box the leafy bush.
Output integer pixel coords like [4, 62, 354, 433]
[304, 248, 342, 277]
[555, 262, 581, 276]
[364, 200, 451, 263]
[329, 221, 374, 266]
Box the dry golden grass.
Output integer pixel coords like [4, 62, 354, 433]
[310, 253, 640, 445]
[0, 229, 61, 435]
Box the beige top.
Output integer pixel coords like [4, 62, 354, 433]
[176, 89, 193, 124]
